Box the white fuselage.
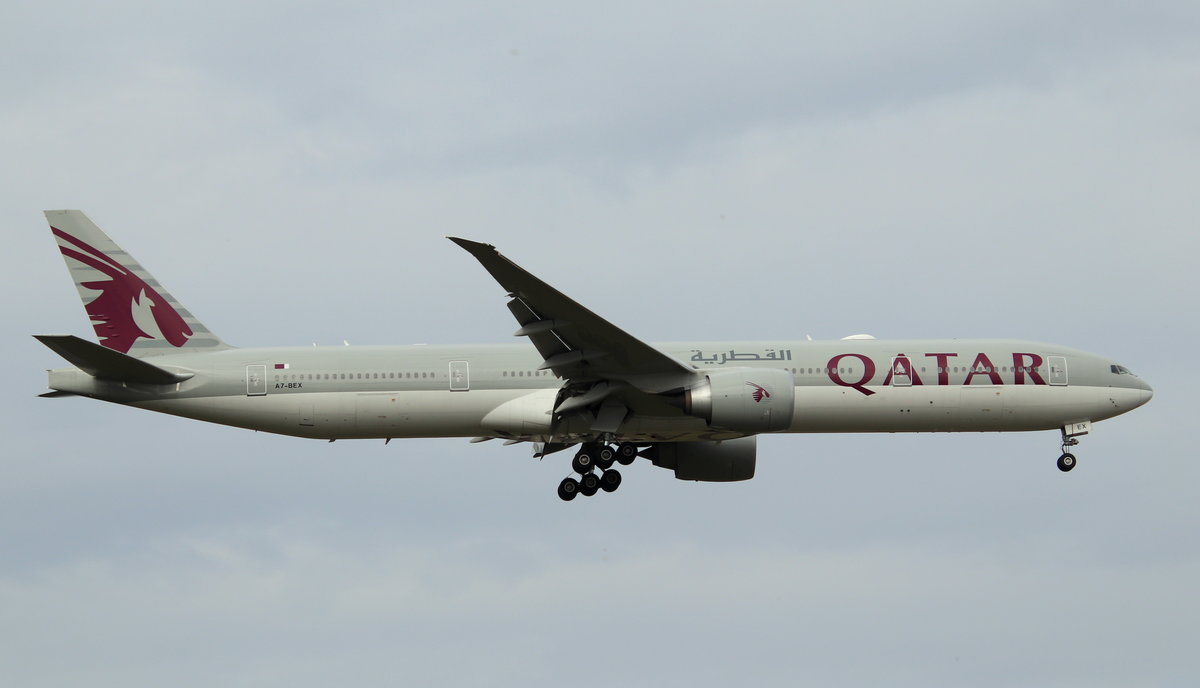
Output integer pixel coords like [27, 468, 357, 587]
[48, 338, 1153, 443]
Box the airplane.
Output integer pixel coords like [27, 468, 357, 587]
[36, 210, 1153, 501]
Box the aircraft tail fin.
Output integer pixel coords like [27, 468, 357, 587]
[35, 334, 193, 385]
[45, 210, 231, 356]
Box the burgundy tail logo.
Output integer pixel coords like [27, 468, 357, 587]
[747, 382, 771, 403]
[53, 227, 192, 354]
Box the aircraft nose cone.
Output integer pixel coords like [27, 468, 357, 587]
[1132, 377, 1153, 408]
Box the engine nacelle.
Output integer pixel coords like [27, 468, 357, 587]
[650, 436, 757, 481]
[684, 367, 795, 432]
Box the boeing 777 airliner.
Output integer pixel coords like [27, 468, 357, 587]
[36, 210, 1153, 500]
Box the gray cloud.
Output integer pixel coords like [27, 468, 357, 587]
[2, 2, 1196, 686]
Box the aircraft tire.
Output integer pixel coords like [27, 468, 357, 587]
[557, 477, 580, 501]
[1057, 453, 1077, 472]
[580, 472, 601, 496]
[616, 443, 638, 465]
[572, 450, 595, 474]
[600, 469, 622, 493]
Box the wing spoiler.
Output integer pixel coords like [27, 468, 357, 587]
[35, 334, 193, 385]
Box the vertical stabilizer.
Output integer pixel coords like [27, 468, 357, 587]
[45, 210, 231, 356]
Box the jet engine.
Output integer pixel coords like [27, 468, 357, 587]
[648, 436, 757, 481]
[683, 368, 795, 432]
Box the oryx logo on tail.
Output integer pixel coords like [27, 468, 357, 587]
[747, 382, 771, 403]
[53, 227, 192, 354]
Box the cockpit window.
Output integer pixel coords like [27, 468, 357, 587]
[1110, 364, 1135, 375]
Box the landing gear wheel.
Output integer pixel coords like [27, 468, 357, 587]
[1057, 452, 1077, 472]
[596, 444, 615, 470]
[616, 443, 638, 465]
[580, 472, 601, 496]
[572, 449, 596, 474]
[600, 469, 622, 493]
[557, 477, 580, 501]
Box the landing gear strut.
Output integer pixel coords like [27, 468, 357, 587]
[1057, 423, 1088, 473]
[558, 443, 631, 501]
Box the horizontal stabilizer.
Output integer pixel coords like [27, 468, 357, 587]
[38, 390, 78, 398]
[35, 334, 192, 385]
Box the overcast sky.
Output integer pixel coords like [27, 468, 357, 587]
[3, 2, 1198, 686]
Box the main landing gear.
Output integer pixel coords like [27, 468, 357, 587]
[557, 441, 638, 501]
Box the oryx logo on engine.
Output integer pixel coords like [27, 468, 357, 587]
[747, 382, 771, 403]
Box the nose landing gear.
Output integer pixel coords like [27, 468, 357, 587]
[1056, 422, 1089, 473]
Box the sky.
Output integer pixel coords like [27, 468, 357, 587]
[2, 1, 1198, 685]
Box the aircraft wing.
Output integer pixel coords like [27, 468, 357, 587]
[450, 238, 695, 394]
